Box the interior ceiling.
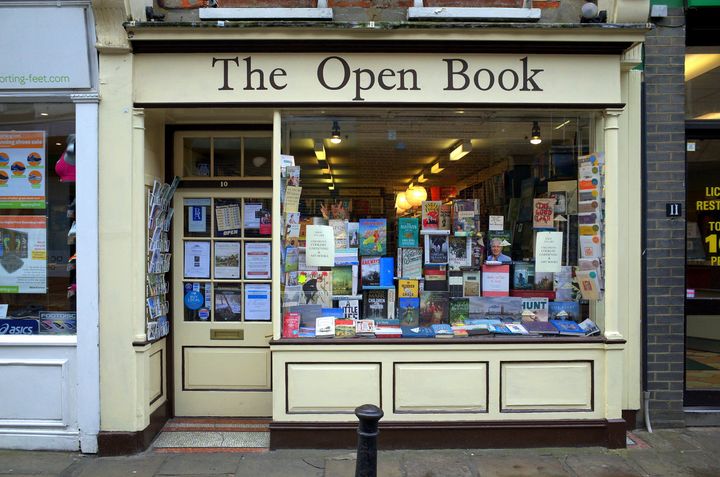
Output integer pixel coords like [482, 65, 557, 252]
[284, 109, 589, 191]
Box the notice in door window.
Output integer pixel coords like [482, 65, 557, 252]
[0, 131, 46, 209]
[245, 242, 271, 279]
[184, 241, 211, 278]
[214, 242, 240, 279]
[244, 284, 270, 321]
[0, 215, 46, 293]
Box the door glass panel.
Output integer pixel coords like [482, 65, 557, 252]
[183, 241, 211, 279]
[686, 138, 720, 391]
[244, 284, 271, 321]
[214, 198, 242, 238]
[183, 137, 211, 177]
[183, 281, 212, 321]
[214, 241, 241, 279]
[214, 137, 242, 177]
[243, 198, 272, 238]
[183, 198, 212, 237]
[214, 285, 242, 321]
[243, 136, 272, 177]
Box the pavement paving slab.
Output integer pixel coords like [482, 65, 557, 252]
[70, 454, 166, 477]
[156, 453, 241, 476]
[0, 451, 82, 475]
[233, 451, 323, 477]
[562, 453, 643, 477]
[401, 450, 475, 477]
[472, 455, 571, 477]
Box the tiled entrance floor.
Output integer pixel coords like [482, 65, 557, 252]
[153, 418, 270, 453]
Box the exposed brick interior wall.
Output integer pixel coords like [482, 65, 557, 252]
[643, 7, 686, 428]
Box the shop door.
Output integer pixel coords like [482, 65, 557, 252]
[172, 189, 273, 416]
[685, 134, 720, 407]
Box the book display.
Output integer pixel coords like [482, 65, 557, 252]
[278, 127, 606, 339]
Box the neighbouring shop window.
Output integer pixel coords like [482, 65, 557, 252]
[0, 103, 76, 335]
[686, 47, 720, 120]
[278, 110, 605, 339]
[685, 137, 720, 391]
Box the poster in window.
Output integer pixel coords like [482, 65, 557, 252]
[0, 131, 46, 209]
[0, 215, 47, 293]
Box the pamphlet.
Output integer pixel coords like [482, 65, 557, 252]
[244, 284, 271, 321]
[245, 242, 271, 279]
[183, 241, 211, 278]
[284, 185, 302, 213]
[306, 225, 336, 267]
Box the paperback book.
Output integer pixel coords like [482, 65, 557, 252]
[423, 265, 448, 292]
[315, 316, 335, 338]
[448, 270, 464, 298]
[379, 256, 395, 288]
[512, 261, 534, 290]
[425, 234, 449, 265]
[469, 296, 523, 322]
[399, 247, 423, 279]
[361, 257, 380, 287]
[332, 266, 356, 297]
[355, 319, 376, 336]
[398, 297, 420, 327]
[431, 323, 454, 338]
[363, 289, 395, 320]
[523, 320, 559, 335]
[452, 199, 478, 237]
[534, 271, 554, 291]
[439, 203, 452, 230]
[548, 301, 581, 322]
[521, 297, 549, 321]
[398, 217, 420, 247]
[334, 319, 356, 338]
[299, 271, 332, 307]
[419, 291, 450, 326]
[398, 279, 419, 298]
[347, 222, 360, 248]
[401, 326, 436, 338]
[549, 319, 585, 335]
[337, 299, 360, 320]
[448, 236, 472, 269]
[329, 219, 348, 250]
[421, 201, 441, 230]
[462, 269, 481, 297]
[282, 312, 300, 338]
[449, 298, 470, 325]
[358, 218, 387, 256]
[486, 230, 512, 256]
[482, 264, 510, 297]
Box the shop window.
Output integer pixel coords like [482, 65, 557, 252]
[278, 110, 605, 340]
[0, 103, 77, 336]
[686, 47, 720, 120]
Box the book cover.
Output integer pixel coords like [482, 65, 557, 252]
[398, 217, 419, 248]
[335, 248, 359, 266]
[423, 265, 448, 292]
[469, 296, 523, 322]
[334, 319, 356, 338]
[481, 264, 510, 297]
[347, 222, 360, 248]
[521, 297, 549, 321]
[439, 203, 452, 230]
[320, 308, 345, 319]
[505, 323, 529, 335]
[400, 247, 423, 279]
[363, 289, 389, 320]
[452, 199, 478, 237]
[578, 318, 601, 336]
[448, 270, 464, 298]
[548, 301, 581, 322]
[471, 235, 486, 268]
[533, 198, 556, 229]
[329, 219, 348, 250]
[361, 257, 380, 288]
[332, 266, 354, 296]
[549, 319, 585, 335]
[284, 246, 299, 273]
[337, 299, 360, 320]
[299, 271, 332, 307]
[315, 316, 335, 337]
[509, 289, 556, 300]
[431, 323, 454, 338]
[512, 261, 534, 290]
[358, 218, 387, 256]
[398, 297, 420, 327]
[398, 279, 419, 298]
[523, 321, 559, 335]
[355, 319, 376, 335]
[421, 201, 441, 230]
[401, 326, 436, 338]
[282, 312, 300, 338]
[534, 271, 554, 291]
[448, 236, 471, 270]
[449, 298, 470, 325]
[462, 270, 481, 297]
[380, 257, 395, 288]
[425, 234, 449, 264]
[553, 265, 576, 302]
[419, 291, 450, 326]
[486, 230, 513, 259]
[489, 323, 514, 335]
[375, 327, 403, 338]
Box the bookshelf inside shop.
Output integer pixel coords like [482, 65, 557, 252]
[278, 111, 605, 341]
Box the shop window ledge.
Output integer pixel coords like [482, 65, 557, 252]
[270, 336, 609, 345]
[407, 7, 541, 22]
[199, 8, 333, 21]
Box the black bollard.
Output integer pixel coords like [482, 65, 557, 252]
[354, 404, 384, 477]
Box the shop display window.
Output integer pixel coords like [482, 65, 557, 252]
[278, 110, 605, 340]
[0, 103, 77, 335]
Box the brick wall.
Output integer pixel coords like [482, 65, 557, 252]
[643, 7, 686, 428]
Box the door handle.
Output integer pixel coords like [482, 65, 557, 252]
[210, 329, 244, 340]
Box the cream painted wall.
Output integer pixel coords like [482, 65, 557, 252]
[144, 110, 165, 183]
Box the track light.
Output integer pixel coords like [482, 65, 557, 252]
[431, 163, 444, 174]
[449, 141, 472, 161]
[330, 121, 342, 144]
[530, 121, 542, 145]
[417, 174, 427, 183]
[314, 140, 326, 161]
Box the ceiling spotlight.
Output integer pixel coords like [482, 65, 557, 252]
[40, 112, 49, 117]
[449, 140, 472, 161]
[330, 121, 342, 144]
[431, 163, 444, 174]
[417, 174, 428, 183]
[530, 121, 542, 145]
[328, 183, 335, 191]
[314, 140, 326, 161]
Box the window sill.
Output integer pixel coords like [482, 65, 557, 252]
[271, 335, 610, 345]
[0, 335, 77, 346]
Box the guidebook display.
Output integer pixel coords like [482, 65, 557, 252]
[280, 152, 606, 340]
[146, 176, 180, 340]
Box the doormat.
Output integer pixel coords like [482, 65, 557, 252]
[153, 418, 270, 453]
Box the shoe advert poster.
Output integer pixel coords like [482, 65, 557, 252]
[0, 215, 47, 293]
[0, 131, 46, 209]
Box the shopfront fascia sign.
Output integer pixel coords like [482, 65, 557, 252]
[0, 7, 91, 90]
[134, 53, 621, 105]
